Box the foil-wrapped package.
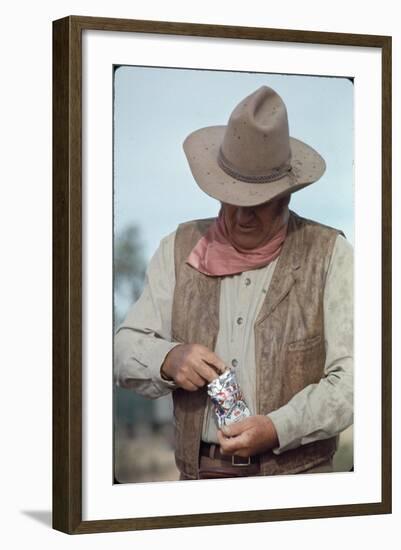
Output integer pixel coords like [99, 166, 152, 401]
[207, 368, 251, 428]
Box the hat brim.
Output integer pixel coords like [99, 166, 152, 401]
[183, 125, 326, 207]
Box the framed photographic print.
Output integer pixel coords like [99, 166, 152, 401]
[52, 15, 392, 534]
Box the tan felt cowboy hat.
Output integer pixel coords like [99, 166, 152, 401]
[183, 85, 326, 207]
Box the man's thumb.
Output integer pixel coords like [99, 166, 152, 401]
[222, 420, 243, 437]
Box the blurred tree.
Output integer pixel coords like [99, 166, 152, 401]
[114, 223, 151, 428]
[113, 224, 176, 483]
[114, 224, 147, 328]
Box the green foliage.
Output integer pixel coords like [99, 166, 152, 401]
[114, 224, 147, 327]
[114, 225, 146, 300]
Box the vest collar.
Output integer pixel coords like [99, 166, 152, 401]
[256, 211, 302, 324]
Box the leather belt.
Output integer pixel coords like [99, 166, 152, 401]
[200, 442, 259, 467]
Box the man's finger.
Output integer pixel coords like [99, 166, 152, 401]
[196, 362, 221, 383]
[221, 418, 249, 437]
[201, 349, 226, 374]
[187, 369, 206, 388]
[182, 380, 200, 392]
[217, 430, 248, 454]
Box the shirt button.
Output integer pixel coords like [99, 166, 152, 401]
[231, 359, 238, 368]
[236, 317, 243, 325]
[245, 278, 251, 286]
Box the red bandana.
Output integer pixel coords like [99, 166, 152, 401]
[187, 209, 288, 276]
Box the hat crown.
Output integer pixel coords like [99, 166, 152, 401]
[219, 86, 291, 180]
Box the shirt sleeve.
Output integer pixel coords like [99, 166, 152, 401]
[114, 230, 180, 399]
[267, 234, 354, 454]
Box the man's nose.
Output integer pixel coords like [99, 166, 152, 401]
[236, 207, 255, 224]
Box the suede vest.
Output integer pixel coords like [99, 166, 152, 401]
[171, 211, 342, 478]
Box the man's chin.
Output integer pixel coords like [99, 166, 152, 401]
[230, 235, 262, 251]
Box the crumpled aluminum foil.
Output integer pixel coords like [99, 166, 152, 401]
[207, 368, 251, 428]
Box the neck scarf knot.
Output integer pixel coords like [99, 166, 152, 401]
[186, 209, 288, 276]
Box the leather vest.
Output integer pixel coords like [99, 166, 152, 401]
[171, 211, 341, 478]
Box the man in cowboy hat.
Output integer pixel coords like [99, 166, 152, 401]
[114, 85, 353, 480]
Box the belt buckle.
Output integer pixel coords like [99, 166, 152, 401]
[232, 455, 251, 467]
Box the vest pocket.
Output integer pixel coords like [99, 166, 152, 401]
[287, 334, 322, 352]
[285, 333, 325, 394]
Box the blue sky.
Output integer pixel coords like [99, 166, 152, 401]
[114, 66, 354, 263]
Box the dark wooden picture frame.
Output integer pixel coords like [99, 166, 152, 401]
[52, 15, 392, 534]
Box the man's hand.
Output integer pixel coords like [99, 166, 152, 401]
[217, 415, 279, 457]
[161, 344, 226, 391]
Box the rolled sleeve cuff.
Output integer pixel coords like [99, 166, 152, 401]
[146, 339, 181, 390]
[267, 407, 302, 455]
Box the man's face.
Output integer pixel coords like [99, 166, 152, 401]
[222, 195, 290, 250]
